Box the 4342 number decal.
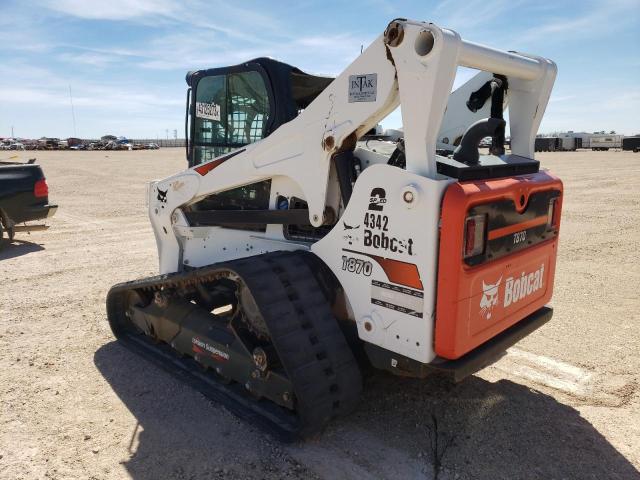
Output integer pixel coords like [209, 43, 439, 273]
[341, 256, 372, 276]
[363, 212, 388, 231]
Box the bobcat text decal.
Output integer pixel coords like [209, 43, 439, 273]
[504, 264, 545, 307]
[480, 264, 545, 319]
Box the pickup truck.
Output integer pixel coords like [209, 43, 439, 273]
[0, 159, 57, 248]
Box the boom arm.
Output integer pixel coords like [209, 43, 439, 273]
[149, 19, 556, 273]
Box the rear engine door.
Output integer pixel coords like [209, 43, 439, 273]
[435, 171, 563, 359]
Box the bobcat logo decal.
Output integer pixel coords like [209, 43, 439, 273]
[480, 276, 502, 320]
[157, 188, 168, 203]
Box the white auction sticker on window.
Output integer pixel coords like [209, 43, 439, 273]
[195, 101, 221, 121]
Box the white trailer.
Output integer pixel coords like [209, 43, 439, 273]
[560, 132, 592, 149]
[590, 135, 622, 151]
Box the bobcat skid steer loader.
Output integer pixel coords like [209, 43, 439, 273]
[107, 19, 563, 440]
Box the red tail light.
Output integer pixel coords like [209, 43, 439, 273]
[463, 214, 486, 258]
[547, 198, 558, 228]
[34, 178, 49, 198]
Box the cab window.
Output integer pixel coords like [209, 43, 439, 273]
[192, 71, 270, 165]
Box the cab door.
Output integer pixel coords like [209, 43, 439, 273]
[187, 67, 274, 167]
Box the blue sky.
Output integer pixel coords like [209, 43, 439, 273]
[1, 0, 638, 139]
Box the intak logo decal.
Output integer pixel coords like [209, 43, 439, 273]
[368, 187, 386, 211]
[348, 73, 377, 103]
[480, 276, 501, 320]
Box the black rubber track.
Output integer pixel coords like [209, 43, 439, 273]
[106, 250, 362, 441]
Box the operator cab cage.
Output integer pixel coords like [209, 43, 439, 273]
[185, 57, 333, 167]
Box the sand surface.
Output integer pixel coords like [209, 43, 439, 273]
[1, 149, 638, 479]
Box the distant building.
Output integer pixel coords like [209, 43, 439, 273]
[557, 132, 591, 146]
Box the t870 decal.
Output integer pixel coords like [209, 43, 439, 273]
[343, 248, 423, 290]
[341, 256, 373, 276]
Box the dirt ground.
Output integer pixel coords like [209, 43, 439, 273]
[1, 149, 638, 480]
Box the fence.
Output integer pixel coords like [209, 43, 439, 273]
[130, 139, 186, 147]
[83, 138, 187, 147]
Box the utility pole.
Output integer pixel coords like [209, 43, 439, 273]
[11, 125, 14, 138]
[69, 85, 77, 137]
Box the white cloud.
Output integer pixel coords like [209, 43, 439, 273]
[549, 94, 577, 103]
[0, 85, 182, 110]
[3, 1, 639, 138]
[518, 0, 638, 43]
[37, 0, 179, 21]
[58, 52, 120, 68]
[433, 0, 524, 31]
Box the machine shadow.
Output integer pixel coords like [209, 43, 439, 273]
[95, 341, 638, 480]
[0, 239, 44, 260]
[351, 371, 639, 479]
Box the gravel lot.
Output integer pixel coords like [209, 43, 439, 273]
[1, 149, 638, 479]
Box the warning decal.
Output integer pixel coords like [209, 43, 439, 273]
[371, 280, 423, 318]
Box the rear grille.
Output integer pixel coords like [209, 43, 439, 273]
[465, 189, 561, 266]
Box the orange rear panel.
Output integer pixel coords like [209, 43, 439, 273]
[435, 171, 563, 359]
